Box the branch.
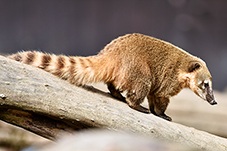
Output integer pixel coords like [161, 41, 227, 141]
[0, 55, 227, 150]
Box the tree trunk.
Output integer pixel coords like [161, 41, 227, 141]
[0, 55, 226, 151]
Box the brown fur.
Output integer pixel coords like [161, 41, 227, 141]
[7, 33, 214, 121]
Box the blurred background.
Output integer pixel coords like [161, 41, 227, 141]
[0, 0, 227, 150]
[0, 0, 227, 91]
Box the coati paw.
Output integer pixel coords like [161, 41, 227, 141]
[158, 114, 172, 121]
[129, 104, 150, 114]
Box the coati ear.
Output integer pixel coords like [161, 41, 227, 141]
[188, 61, 201, 72]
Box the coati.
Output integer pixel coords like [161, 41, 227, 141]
[8, 33, 217, 121]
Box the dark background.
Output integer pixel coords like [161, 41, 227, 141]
[0, 0, 226, 91]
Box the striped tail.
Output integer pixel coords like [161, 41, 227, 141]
[8, 51, 112, 86]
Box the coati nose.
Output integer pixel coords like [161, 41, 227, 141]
[209, 99, 217, 105]
[205, 86, 217, 105]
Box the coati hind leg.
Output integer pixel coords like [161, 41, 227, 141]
[107, 82, 149, 114]
[107, 82, 149, 113]
[147, 93, 172, 121]
[125, 83, 150, 114]
[107, 82, 126, 102]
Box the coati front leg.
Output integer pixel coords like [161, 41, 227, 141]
[147, 93, 172, 121]
[147, 94, 156, 115]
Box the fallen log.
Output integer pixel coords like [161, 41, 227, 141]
[0, 55, 226, 151]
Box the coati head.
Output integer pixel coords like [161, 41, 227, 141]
[180, 60, 217, 105]
[188, 61, 217, 105]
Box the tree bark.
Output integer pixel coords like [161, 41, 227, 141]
[0, 55, 227, 151]
[0, 121, 50, 150]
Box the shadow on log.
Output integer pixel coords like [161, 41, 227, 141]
[0, 55, 227, 151]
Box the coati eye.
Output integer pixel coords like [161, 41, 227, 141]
[198, 81, 209, 90]
[204, 82, 209, 88]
